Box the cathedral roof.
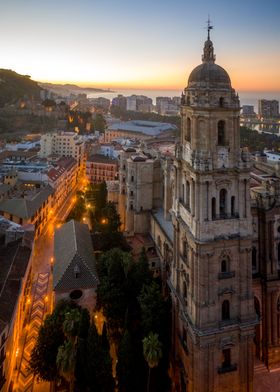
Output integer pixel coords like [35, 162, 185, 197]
[187, 37, 231, 90]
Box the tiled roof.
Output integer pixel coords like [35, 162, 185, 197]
[0, 185, 53, 219]
[87, 154, 118, 164]
[53, 220, 98, 291]
[0, 240, 31, 334]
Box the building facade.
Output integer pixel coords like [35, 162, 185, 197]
[86, 154, 118, 184]
[258, 99, 279, 119]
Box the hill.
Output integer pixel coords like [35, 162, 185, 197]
[38, 82, 113, 97]
[0, 69, 41, 107]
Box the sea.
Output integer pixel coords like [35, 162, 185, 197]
[88, 89, 280, 113]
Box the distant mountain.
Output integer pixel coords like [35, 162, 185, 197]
[0, 69, 41, 107]
[38, 82, 113, 97]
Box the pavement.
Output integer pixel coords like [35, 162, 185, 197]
[12, 187, 80, 392]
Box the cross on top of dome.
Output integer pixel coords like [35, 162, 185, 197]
[202, 17, 216, 63]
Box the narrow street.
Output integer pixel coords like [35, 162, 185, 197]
[12, 188, 80, 392]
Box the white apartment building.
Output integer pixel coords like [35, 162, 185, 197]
[39, 131, 85, 168]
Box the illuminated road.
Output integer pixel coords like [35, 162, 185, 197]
[13, 186, 81, 392]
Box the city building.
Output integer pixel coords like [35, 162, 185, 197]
[47, 157, 78, 212]
[111, 95, 127, 110]
[0, 234, 33, 392]
[86, 154, 118, 184]
[258, 99, 279, 118]
[105, 120, 177, 143]
[241, 105, 256, 116]
[53, 220, 99, 311]
[39, 131, 85, 169]
[156, 96, 181, 115]
[0, 185, 53, 237]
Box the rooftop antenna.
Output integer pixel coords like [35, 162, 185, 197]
[206, 15, 213, 40]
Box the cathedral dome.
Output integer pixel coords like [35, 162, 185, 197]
[188, 62, 231, 89]
[187, 38, 231, 90]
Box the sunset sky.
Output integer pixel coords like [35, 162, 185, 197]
[1, 0, 279, 91]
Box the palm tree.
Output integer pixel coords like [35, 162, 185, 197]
[56, 309, 81, 392]
[143, 332, 163, 392]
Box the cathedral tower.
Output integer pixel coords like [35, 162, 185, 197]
[170, 29, 256, 391]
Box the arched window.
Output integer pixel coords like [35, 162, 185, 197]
[186, 118, 191, 142]
[252, 247, 257, 271]
[221, 259, 228, 273]
[212, 197, 216, 220]
[182, 184, 185, 203]
[183, 281, 187, 298]
[220, 189, 227, 217]
[186, 181, 190, 209]
[231, 196, 235, 217]
[218, 120, 226, 145]
[222, 300, 230, 320]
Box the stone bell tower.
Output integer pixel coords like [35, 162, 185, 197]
[170, 25, 257, 392]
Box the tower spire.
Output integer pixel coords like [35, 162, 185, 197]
[202, 16, 216, 63]
[206, 15, 213, 40]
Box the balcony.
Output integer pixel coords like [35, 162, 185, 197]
[218, 363, 237, 374]
[218, 271, 235, 280]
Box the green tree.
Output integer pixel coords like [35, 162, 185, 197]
[93, 113, 106, 132]
[56, 308, 82, 392]
[117, 330, 137, 392]
[143, 333, 163, 392]
[29, 300, 78, 381]
[138, 281, 167, 337]
[29, 314, 64, 381]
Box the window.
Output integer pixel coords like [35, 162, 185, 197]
[222, 300, 230, 320]
[183, 281, 187, 299]
[186, 117, 191, 142]
[222, 349, 231, 368]
[130, 203, 133, 210]
[218, 121, 226, 145]
[131, 175, 134, 182]
[219, 97, 224, 107]
[221, 259, 227, 273]
[220, 189, 227, 217]
[130, 190, 133, 196]
[252, 247, 257, 271]
[74, 264, 80, 279]
[231, 196, 235, 216]
[212, 197, 216, 219]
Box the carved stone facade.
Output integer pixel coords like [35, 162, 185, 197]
[169, 36, 256, 392]
[117, 33, 280, 392]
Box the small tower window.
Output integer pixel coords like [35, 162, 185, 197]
[183, 281, 187, 299]
[231, 196, 235, 216]
[218, 120, 226, 146]
[252, 247, 257, 272]
[222, 349, 231, 368]
[220, 189, 227, 217]
[186, 118, 191, 142]
[74, 264, 80, 279]
[222, 300, 230, 320]
[212, 197, 216, 220]
[221, 259, 228, 273]
[186, 181, 190, 209]
[219, 97, 224, 107]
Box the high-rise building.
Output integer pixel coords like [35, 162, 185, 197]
[258, 99, 279, 118]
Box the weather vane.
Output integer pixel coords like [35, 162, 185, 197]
[206, 16, 213, 40]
